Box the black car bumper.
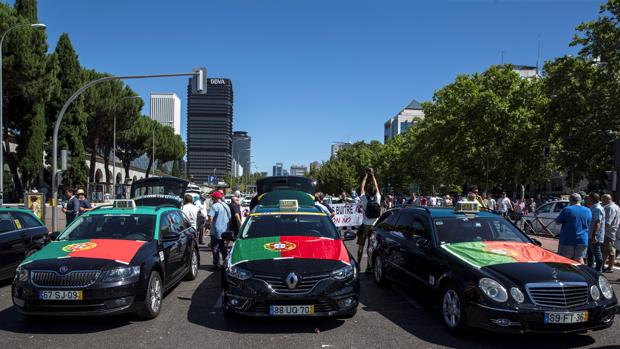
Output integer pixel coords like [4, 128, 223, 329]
[222, 275, 360, 317]
[12, 282, 145, 316]
[465, 302, 617, 334]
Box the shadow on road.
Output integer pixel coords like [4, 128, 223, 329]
[359, 274, 597, 349]
[187, 269, 345, 334]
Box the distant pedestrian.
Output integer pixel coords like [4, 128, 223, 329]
[357, 167, 381, 272]
[420, 196, 428, 206]
[468, 185, 487, 209]
[314, 192, 333, 217]
[444, 195, 453, 207]
[602, 194, 619, 273]
[555, 193, 591, 264]
[229, 195, 243, 236]
[77, 189, 92, 215]
[208, 191, 231, 270]
[407, 192, 418, 205]
[498, 192, 513, 218]
[61, 188, 80, 226]
[30, 196, 40, 218]
[586, 193, 605, 272]
[182, 194, 200, 230]
[488, 194, 497, 211]
[195, 194, 208, 245]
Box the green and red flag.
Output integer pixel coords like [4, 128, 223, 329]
[21, 239, 145, 266]
[230, 236, 350, 266]
[441, 241, 579, 269]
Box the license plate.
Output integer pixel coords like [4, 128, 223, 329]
[544, 311, 588, 324]
[269, 305, 315, 316]
[38, 290, 83, 301]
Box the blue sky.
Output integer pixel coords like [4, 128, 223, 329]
[29, 0, 604, 174]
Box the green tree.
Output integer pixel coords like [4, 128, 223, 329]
[117, 115, 152, 180]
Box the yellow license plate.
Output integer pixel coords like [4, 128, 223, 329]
[39, 290, 83, 300]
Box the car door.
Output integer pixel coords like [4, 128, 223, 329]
[405, 213, 438, 286]
[372, 210, 400, 278]
[158, 211, 183, 284]
[387, 211, 419, 282]
[10, 211, 48, 252]
[169, 211, 190, 273]
[0, 211, 20, 278]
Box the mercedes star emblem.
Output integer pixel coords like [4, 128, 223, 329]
[285, 272, 299, 289]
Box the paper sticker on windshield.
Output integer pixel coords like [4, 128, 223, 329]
[14, 219, 21, 229]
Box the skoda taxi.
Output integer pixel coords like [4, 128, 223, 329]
[222, 190, 360, 318]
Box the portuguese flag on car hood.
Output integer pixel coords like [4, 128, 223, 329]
[230, 236, 350, 266]
[21, 239, 145, 266]
[441, 241, 579, 269]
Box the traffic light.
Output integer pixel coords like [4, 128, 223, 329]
[191, 67, 207, 95]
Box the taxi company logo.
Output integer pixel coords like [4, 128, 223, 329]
[285, 272, 299, 289]
[59, 265, 69, 274]
[263, 241, 297, 252]
[62, 242, 97, 253]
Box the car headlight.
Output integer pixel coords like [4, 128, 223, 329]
[590, 285, 601, 301]
[479, 278, 508, 303]
[227, 265, 252, 280]
[510, 287, 524, 303]
[102, 266, 141, 283]
[332, 264, 355, 280]
[15, 266, 29, 282]
[599, 275, 614, 300]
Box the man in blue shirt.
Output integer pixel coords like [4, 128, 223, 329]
[555, 193, 591, 264]
[208, 191, 231, 271]
[586, 193, 605, 272]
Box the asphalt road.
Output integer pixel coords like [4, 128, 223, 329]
[0, 242, 619, 349]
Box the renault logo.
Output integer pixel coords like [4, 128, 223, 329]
[285, 272, 299, 289]
[59, 265, 69, 274]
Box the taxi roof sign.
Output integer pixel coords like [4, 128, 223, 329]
[113, 199, 136, 209]
[279, 199, 299, 212]
[454, 200, 479, 213]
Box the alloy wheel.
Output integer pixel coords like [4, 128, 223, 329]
[442, 289, 460, 328]
[150, 277, 162, 313]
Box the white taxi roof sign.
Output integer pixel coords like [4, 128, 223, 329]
[279, 199, 299, 212]
[113, 199, 136, 209]
[454, 200, 479, 213]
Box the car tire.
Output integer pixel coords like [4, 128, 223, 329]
[373, 254, 388, 287]
[440, 284, 467, 334]
[184, 245, 199, 281]
[139, 271, 163, 319]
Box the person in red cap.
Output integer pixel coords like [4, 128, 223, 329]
[207, 190, 232, 270]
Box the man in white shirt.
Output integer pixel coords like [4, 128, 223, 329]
[499, 192, 513, 218]
[182, 194, 200, 230]
[357, 168, 381, 272]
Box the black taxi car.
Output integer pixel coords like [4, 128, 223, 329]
[12, 200, 199, 319]
[0, 208, 49, 280]
[222, 190, 359, 318]
[368, 202, 617, 334]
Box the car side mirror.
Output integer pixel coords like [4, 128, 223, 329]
[532, 238, 542, 247]
[221, 231, 236, 241]
[49, 231, 61, 241]
[162, 231, 181, 242]
[415, 237, 431, 249]
[343, 230, 356, 241]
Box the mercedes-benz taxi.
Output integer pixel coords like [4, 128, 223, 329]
[369, 201, 617, 334]
[222, 190, 360, 318]
[12, 200, 199, 319]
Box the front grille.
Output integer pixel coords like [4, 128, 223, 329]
[31, 270, 100, 288]
[525, 282, 589, 308]
[253, 273, 330, 295]
[251, 299, 335, 314]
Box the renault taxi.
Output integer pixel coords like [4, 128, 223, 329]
[221, 190, 360, 318]
[12, 200, 199, 319]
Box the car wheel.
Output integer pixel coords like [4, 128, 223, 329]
[373, 254, 388, 287]
[440, 284, 467, 334]
[184, 246, 199, 281]
[139, 271, 163, 319]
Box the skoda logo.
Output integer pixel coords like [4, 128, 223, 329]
[285, 272, 299, 289]
[59, 265, 69, 274]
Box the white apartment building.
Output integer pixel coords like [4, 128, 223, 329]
[384, 99, 425, 142]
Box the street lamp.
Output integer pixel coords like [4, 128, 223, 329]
[0, 23, 46, 206]
[113, 95, 141, 197]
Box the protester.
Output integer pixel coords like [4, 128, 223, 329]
[420, 195, 428, 206]
[601, 194, 619, 273]
[30, 196, 40, 218]
[181, 194, 200, 234]
[407, 192, 418, 205]
[195, 194, 208, 244]
[488, 194, 497, 211]
[468, 185, 487, 209]
[208, 191, 231, 270]
[77, 189, 93, 215]
[383, 195, 394, 210]
[555, 193, 591, 264]
[514, 199, 526, 228]
[498, 192, 513, 218]
[444, 195, 453, 207]
[586, 193, 605, 272]
[61, 188, 80, 226]
[314, 192, 334, 217]
[357, 168, 381, 272]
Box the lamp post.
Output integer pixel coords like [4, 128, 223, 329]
[52, 70, 205, 231]
[113, 95, 141, 197]
[0, 23, 46, 206]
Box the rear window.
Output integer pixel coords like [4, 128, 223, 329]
[241, 214, 339, 239]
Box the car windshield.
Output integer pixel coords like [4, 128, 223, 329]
[434, 217, 530, 245]
[240, 214, 339, 239]
[58, 214, 156, 241]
